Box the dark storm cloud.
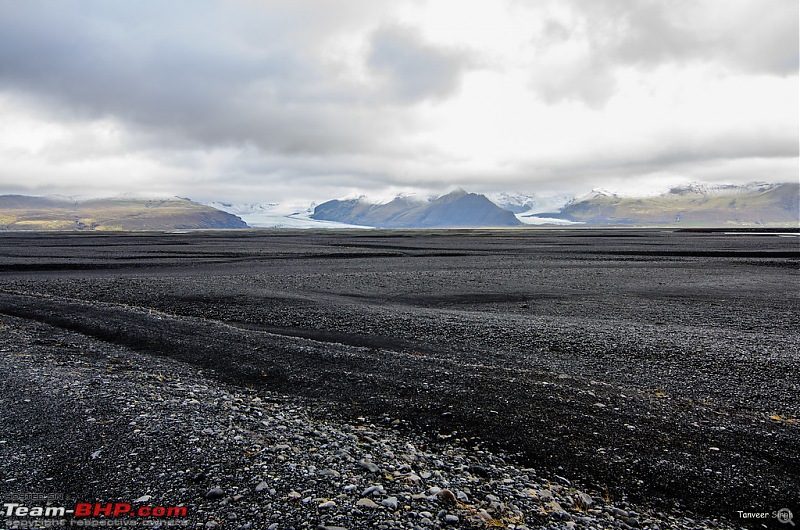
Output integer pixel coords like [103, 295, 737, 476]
[0, 1, 468, 157]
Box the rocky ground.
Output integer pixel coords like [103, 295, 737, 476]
[1, 314, 736, 529]
[0, 229, 797, 529]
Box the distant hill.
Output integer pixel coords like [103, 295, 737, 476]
[0, 196, 248, 230]
[543, 182, 799, 226]
[311, 189, 522, 228]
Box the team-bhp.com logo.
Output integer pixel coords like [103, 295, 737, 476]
[73, 503, 187, 518]
[4, 501, 188, 526]
[4, 502, 187, 518]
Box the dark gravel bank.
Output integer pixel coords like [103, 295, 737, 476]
[0, 229, 797, 528]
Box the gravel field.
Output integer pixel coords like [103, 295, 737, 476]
[0, 229, 797, 529]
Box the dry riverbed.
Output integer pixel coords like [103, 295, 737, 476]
[0, 229, 797, 529]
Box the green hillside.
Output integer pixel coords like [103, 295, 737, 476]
[0, 196, 248, 231]
[555, 183, 799, 226]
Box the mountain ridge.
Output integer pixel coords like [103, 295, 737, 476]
[545, 181, 799, 226]
[311, 189, 522, 228]
[0, 195, 248, 231]
[5, 180, 796, 230]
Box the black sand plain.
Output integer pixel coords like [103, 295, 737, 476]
[0, 229, 797, 526]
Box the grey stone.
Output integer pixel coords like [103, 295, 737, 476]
[356, 497, 379, 509]
[381, 496, 399, 509]
[359, 459, 380, 473]
[573, 491, 593, 509]
[204, 488, 225, 500]
[362, 485, 385, 496]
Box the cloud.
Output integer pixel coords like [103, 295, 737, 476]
[0, 0, 448, 156]
[524, 0, 799, 106]
[605, 0, 798, 75]
[0, 0, 795, 202]
[367, 25, 468, 102]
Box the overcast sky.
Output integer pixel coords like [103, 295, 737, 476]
[0, 0, 797, 203]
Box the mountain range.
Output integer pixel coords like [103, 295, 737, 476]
[0, 196, 247, 231]
[310, 189, 522, 228]
[542, 182, 799, 226]
[2, 181, 796, 231]
[307, 182, 798, 228]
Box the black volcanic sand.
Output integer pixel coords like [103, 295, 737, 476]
[0, 229, 798, 526]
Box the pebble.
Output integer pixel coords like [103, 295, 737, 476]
[204, 488, 225, 500]
[359, 459, 380, 473]
[574, 491, 593, 509]
[363, 485, 385, 496]
[436, 489, 456, 503]
[356, 498, 379, 508]
[381, 496, 399, 509]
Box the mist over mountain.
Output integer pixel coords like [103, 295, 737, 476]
[488, 192, 573, 215]
[220, 181, 799, 229]
[543, 182, 799, 226]
[0, 196, 247, 231]
[311, 189, 522, 228]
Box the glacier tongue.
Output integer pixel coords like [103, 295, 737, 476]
[206, 201, 370, 229]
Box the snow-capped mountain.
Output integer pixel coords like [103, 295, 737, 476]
[488, 192, 573, 215]
[666, 181, 779, 196]
[570, 188, 620, 204]
[311, 189, 522, 228]
[204, 180, 797, 229]
[547, 181, 799, 226]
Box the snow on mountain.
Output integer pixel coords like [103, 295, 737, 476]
[666, 181, 779, 196]
[206, 201, 370, 229]
[311, 189, 522, 228]
[553, 181, 798, 226]
[488, 192, 574, 215]
[570, 188, 620, 204]
[207, 202, 280, 215]
[338, 191, 431, 206]
[205, 181, 796, 229]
